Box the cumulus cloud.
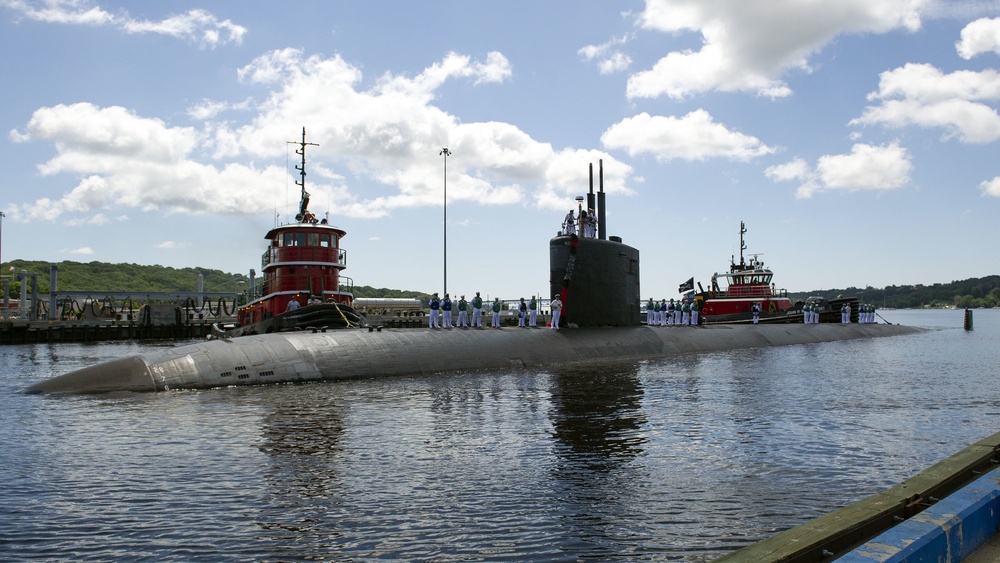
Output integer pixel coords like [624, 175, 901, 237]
[627, 0, 925, 99]
[579, 34, 634, 74]
[601, 110, 775, 162]
[8, 50, 633, 223]
[7, 102, 288, 221]
[957, 17, 1000, 58]
[765, 142, 912, 198]
[851, 63, 1000, 143]
[980, 176, 1000, 196]
[1, 0, 246, 47]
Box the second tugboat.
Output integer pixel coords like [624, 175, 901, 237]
[213, 128, 363, 337]
[698, 222, 794, 324]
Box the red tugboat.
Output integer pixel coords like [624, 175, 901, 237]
[697, 222, 794, 324]
[214, 128, 362, 337]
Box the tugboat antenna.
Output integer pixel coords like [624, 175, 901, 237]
[290, 127, 319, 223]
[739, 221, 747, 268]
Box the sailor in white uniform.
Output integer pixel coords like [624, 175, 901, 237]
[563, 211, 575, 236]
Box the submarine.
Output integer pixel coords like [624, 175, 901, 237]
[26, 161, 921, 395]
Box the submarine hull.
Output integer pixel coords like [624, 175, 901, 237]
[26, 323, 921, 395]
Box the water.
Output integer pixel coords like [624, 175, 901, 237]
[2, 310, 998, 561]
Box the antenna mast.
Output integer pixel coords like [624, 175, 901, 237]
[290, 127, 319, 224]
[739, 221, 747, 268]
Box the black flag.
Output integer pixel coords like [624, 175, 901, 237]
[678, 277, 694, 293]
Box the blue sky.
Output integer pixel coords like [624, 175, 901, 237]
[2, 0, 1000, 300]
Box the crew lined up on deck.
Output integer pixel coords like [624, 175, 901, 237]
[645, 297, 701, 326]
[428, 293, 549, 329]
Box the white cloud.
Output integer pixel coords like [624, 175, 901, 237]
[9, 51, 635, 223]
[766, 142, 912, 198]
[851, 63, 1000, 143]
[579, 34, 634, 74]
[156, 240, 190, 249]
[957, 17, 1000, 58]
[601, 110, 776, 162]
[1, 0, 245, 47]
[64, 246, 94, 255]
[980, 176, 1000, 196]
[8, 102, 289, 221]
[627, 0, 925, 99]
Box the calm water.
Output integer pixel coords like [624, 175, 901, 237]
[2, 310, 998, 561]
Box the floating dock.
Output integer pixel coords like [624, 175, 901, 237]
[717, 430, 1000, 562]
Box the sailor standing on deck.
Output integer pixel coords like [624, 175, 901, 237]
[751, 302, 761, 324]
[491, 298, 502, 328]
[659, 299, 667, 326]
[691, 299, 700, 325]
[518, 298, 527, 327]
[667, 299, 675, 326]
[646, 298, 655, 325]
[682, 300, 691, 326]
[841, 303, 851, 324]
[472, 292, 483, 327]
[529, 296, 538, 327]
[673, 299, 683, 326]
[550, 295, 562, 329]
[429, 293, 441, 328]
[457, 295, 469, 328]
[563, 210, 575, 236]
[442, 294, 453, 328]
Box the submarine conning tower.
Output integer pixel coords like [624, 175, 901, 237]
[549, 160, 640, 328]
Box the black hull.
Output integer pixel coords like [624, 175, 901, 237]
[212, 303, 364, 338]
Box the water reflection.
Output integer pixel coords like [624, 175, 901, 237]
[252, 384, 346, 546]
[546, 363, 650, 558]
[548, 362, 647, 468]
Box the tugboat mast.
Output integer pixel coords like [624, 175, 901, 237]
[291, 127, 319, 224]
[732, 221, 748, 271]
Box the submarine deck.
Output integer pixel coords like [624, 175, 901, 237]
[26, 322, 922, 395]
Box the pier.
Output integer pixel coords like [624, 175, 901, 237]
[0, 265, 239, 344]
[0, 318, 216, 344]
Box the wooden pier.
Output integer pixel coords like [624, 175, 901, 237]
[0, 320, 216, 344]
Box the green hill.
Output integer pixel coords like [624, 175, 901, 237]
[1, 259, 430, 301]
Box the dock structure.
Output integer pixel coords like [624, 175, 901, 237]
[0, 319, 218, 344]
[0, 264, 242, 344]
[718, 430, 1000, 562]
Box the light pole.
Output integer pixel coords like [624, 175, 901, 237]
[439, 147, 451, 296]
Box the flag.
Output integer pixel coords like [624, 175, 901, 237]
[678, 277, 694, 293]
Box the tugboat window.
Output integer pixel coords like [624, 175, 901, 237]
[319, 234, 330, 248]
[308, 233, 319, 247]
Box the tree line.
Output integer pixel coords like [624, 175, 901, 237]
[2, 259, 997, 309]
[787, 275, 1000, 309]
